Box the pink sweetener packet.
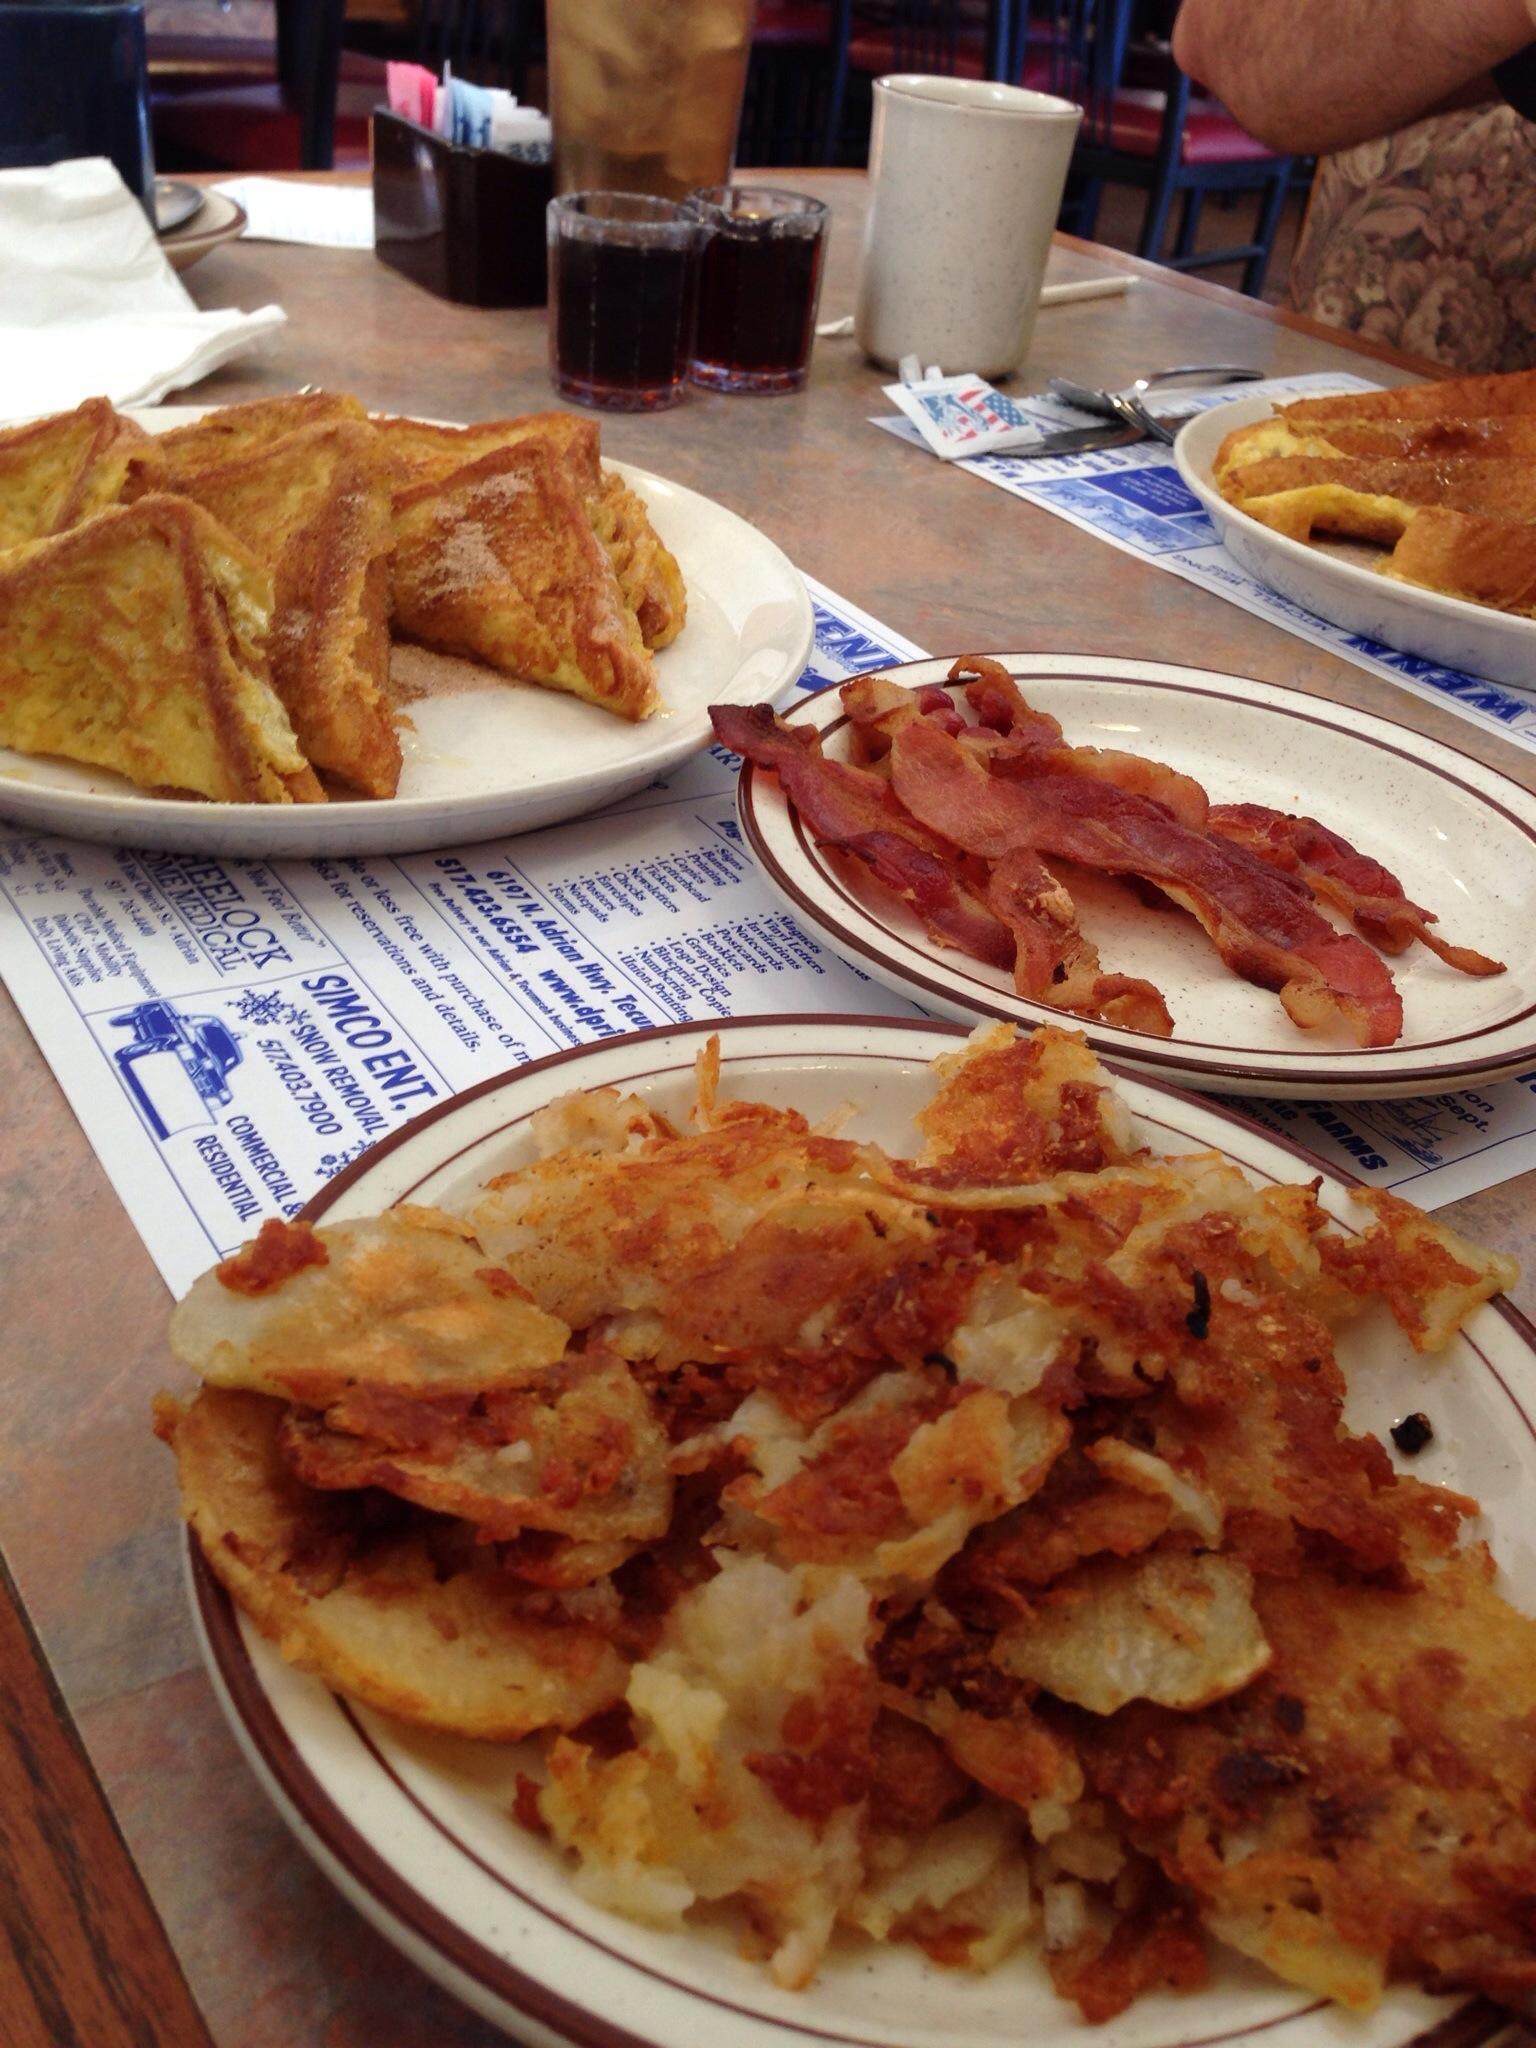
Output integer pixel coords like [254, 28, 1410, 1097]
[386, 61, 437, 127]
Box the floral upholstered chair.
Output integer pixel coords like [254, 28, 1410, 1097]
[1286, 102, 1536, 372]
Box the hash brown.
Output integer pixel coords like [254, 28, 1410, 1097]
[160, 1022, 1534, 2022]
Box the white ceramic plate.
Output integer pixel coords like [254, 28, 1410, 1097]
[185, 1015, 1529, 2048]
[0, 404, 813, 856]
[1175, 392, 1536, 689]
[733, 654, 1536, 1099]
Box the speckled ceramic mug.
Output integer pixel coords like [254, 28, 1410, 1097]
[855, 74, 1082, 377]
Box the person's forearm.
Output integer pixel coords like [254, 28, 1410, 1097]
[1172, 0, 1533, 153]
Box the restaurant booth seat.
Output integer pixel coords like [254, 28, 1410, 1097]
[152, 51, 384, 173]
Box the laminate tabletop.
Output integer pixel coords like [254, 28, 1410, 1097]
[2, 169, 1532, 2048]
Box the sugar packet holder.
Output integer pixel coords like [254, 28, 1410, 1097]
[884, 374, 1060, 460]
[371, 109, 551, 309]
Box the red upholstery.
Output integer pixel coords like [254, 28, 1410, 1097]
[847, 27, 987, 76]
[1018, 52, 1277, 163]
[753, 1, 835, 47]
[152, 66, 383, 172]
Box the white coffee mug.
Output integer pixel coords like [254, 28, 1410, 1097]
[855, 74, 1083, 377]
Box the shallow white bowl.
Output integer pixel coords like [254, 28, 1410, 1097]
[1175, 393, 1536, 689]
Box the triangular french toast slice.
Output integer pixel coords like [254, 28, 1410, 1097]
[587, 469, 687, 652]
[375, 410, 603, 494]
[379, 411, 686, 653]
[125, 391, 369, 493]
[0, 496, 322, 802]
[0, 397, 149, 549]
[168, 420, 400, 797]
[391, 442, 660, 721]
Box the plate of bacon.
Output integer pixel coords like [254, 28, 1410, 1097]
[714, 654, 1536, 1098]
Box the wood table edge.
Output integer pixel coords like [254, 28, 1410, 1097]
[0, 1547, 215, 2048]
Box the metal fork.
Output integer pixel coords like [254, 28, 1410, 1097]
[1048, 364, 1264, 445]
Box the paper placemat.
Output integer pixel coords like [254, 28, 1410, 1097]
[211, 178, 376, 249]
[0, 576, 1531, 1297]
[873, 372, 1536, 753]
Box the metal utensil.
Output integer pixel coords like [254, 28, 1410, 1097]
[1116, 391, 1175, 444]
[1131, 363, 1264, 397]
[154, 178, 205, 235]
[1046, 375, 1123, 421]
[1048, 363, 1265, 446]
[1010, 419, 1147, 458]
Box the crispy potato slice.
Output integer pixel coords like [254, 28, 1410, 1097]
[170, 1212, 570, 1404]
[157, 1386, 627, 1738]
[993, 1552, 1270, 1714]
[471, 1120, 934, 1360]
[730, 1376, 1069, 1586]
[915, 1022, 1134, 1183]
[279, 1349, 672, 1546]
[1321, 1187, 1518, 1351]
[1084, 1440, 1223, 1546]
[1076, 1541, 1536, 2009]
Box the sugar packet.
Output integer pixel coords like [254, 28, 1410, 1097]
[386, 58, 551, 154]
[884, 373, 1068, 460]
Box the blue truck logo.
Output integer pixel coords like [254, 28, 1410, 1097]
[109, 999, 243, 1140]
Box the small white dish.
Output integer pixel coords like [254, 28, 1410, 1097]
[1176, 392, 1536, 689]
[158, 186, 245, 272]
[186, 1014, 1532, 2048]
[734, 654, 1536, 1098]
[0, 404, 813, 856]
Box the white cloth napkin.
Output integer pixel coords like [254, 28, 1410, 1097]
[0, 157, 286, 415]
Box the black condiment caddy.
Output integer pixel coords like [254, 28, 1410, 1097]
[371, 108, 552, 309]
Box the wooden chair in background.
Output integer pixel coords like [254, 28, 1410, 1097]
[1027, 0, 1294, 294]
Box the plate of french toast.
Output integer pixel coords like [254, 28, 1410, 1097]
[1175, 367, 1536, 689]
[0, 391, 813, 855]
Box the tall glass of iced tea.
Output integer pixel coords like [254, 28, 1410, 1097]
[546, 0, 755, 202]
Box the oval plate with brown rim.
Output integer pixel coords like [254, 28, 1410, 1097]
[733, 654, 1536, 1099]
[184, 1014, 1526, 2048]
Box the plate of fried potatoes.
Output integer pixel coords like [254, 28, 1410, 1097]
[1177, 384, 1536, 690]
[161, 1013, 1534, 2048]
[0, 394, 812, 855]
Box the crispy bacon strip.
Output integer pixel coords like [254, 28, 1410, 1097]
[949, 657, 1063, 746]
[948, 657, 1212, 831]
[987, 847, 1174, 1036]
[713, 703, 1170, 1030]
[1208, 803, 1505, 977]
[710, 702, 1013, 966]
[890, 720, 1404, 1047]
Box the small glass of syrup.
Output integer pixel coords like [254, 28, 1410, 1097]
[686, 186, 829, 394]
[546, 191, 702, 411]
